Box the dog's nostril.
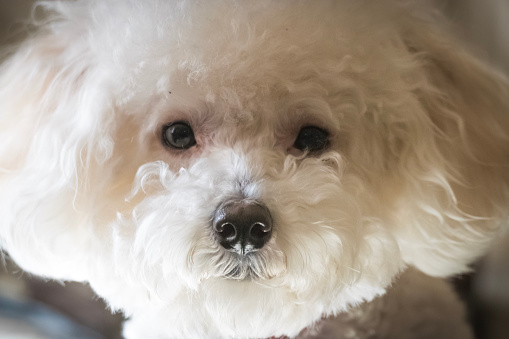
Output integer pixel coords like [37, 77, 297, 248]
[212, 200, 273, 255]
[217, 223, 236, 239]
[250, 222, 270, 240]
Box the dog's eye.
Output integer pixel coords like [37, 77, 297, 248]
[293, 126, 329, 152]
[162, 122, 197, 150]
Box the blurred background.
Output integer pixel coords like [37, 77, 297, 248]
[0, 0, 508, 338]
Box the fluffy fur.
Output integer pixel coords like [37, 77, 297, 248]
[0, 1, 508, 338]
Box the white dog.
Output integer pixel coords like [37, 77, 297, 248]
[1, 1, 508, 338]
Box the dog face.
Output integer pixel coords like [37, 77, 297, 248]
[1, 1, 508, 338]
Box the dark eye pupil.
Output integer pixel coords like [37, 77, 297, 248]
[294, 126, 329, 152]
[162, 122, 196, 149]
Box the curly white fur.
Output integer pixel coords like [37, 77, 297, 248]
[1, 1, 508, 338]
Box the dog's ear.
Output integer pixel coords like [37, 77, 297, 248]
[0, 6, 110, 280]
[392, 10, 509, 277]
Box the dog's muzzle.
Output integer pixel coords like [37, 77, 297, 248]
[212, 199, 272, 255]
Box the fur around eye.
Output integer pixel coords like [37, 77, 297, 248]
[162, 122, 197, 149]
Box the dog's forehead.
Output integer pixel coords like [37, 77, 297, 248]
[107, 1, 399, 111]
[105, 0, 415, 153]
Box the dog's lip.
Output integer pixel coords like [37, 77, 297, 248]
[220, 255, 259, 280]
[222, 267, 253, 280]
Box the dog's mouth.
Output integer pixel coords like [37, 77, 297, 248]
[220, 253, 265, 280]
[190, 239, 286, 281]
[209, 249, 286, 281]
[223, 265, 255, 280]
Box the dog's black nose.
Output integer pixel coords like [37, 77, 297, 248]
[212, 200, 272, 255]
